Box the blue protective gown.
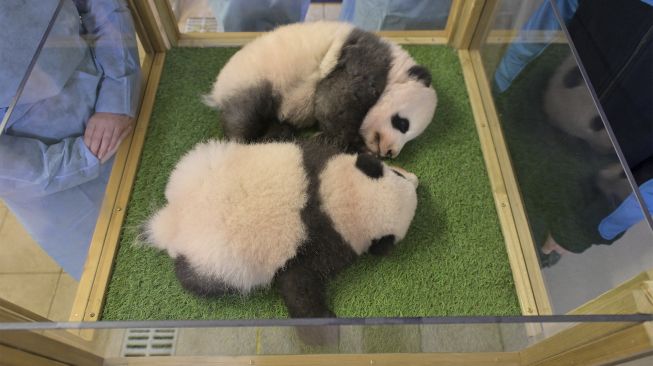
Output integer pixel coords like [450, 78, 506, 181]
[206, 0, 451, 32]
[0, 0, 140, 280]
[339, 0, 452, 31]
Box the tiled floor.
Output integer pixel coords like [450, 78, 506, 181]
[0, 199, 78, 321]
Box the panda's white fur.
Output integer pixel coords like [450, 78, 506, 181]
[319, 155, 417, 254]
[205, 22, 353, 125]
[143, 138, 418, 317]
[145, 141, 309, 291]
[204, 21, 437, 157]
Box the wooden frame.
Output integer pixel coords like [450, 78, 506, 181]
[69, 52, 166, 325]
[177, 30, 450, 47]
[459, 49, 550, 316]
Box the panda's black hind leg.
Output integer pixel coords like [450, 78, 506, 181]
[219, 80, 287, 142]
[276, 264, 339, 346]
[276, 264, 334, 318]
[174, 256, 238, 297]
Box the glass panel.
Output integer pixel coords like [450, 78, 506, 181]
[0, 316, 650, 357]
[168, 0, 453, 33]
[477, 0, 653, 314]
[0, 0, 143, 321]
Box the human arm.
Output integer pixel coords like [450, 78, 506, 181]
[76, 0, 141, 161]
[0, 134, 100, 199]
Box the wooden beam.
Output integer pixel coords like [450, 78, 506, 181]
[0, 330, 103, 366]
[443, 0, 463, 44]
[459, 49, 550, 316]
[69, 53, 166, 326]
[449, 0, 486, 49]
[152, 0, 180, 47]
[524, 322, 653, 366]
[521, 270, 653, 365]
[468, 49, 553, 315]
[470, 0, 500, 50]
[0, 298, 49, 323]
[570, 270, 653, 315]
[0, 344, 67, 366]
[126, 0, 154, 55]
[485, 30, 568, 44]
[177, 30, 448, 47]
[104, 352, 520, 366]
[130, 0, 168, 51]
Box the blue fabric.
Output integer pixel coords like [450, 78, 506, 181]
[208, 0, 310, 31]
[340, 0, 452, 31]
[0, 0, 140, 280]
[207, 0, 451, 31]
[494, 0, 578, 92]
[599, 179, 653, 240]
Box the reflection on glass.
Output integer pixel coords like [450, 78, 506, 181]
[2, 316, 652, 358]
[169, 0, 453, 33]
[0, 0, 142, 320]
[479, 0, 653, 313]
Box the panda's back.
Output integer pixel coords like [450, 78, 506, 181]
[164, 141, 309, 292]
[209, 22, 353, 125]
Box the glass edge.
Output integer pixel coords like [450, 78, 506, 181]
[1, 314, 652, 331]
[0, 0, 65, 135]
[548, 0, 653, 232]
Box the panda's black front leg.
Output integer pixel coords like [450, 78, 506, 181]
[368, 235, 396, 256]
[276, 264, 334, 318]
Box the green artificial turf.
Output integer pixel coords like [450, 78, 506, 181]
[101, 45, 520, 320]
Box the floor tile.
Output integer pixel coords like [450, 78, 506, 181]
[48, 272, 78, 321]
[420, 324, 504, 352]
[175, 327, 256, 356]
[324, 4, 342, 21]
[305, 4, 325, 22]
[0, 273, 59, 317]
[0, 212, 61, 273]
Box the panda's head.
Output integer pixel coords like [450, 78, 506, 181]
[319, 153, 419, 255]
[360, 65, 437, 158]
[544, 55, 612, 153]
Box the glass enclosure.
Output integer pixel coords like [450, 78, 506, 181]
[0, 0, 144, 322]
[168, 0, 454, 33]
[1, 316, 651, 360]
[475, 0, 653, 313]
[0, 2, 652, 363]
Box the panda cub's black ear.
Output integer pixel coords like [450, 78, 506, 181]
[355, 153, 384, 179]
[408, 65, 432, 87]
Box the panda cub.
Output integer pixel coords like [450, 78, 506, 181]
[203, 21, 437, 158]
[142, 138, 418, 318]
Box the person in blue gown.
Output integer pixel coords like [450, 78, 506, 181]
[0, 0, 141, 280]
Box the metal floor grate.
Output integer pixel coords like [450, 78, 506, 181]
[184, 17, 218, 33]
[121, 328, 177, 357]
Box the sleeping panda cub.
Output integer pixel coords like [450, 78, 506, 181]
[203, 21, 437, 158]
[142, 138, 418, 318]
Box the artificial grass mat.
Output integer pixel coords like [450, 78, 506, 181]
[102, 45, 520, 320]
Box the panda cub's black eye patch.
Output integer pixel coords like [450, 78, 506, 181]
[391, 114, 409, 134]
[392, 169, 405, 179]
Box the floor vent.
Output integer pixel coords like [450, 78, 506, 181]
[184, 17, 218, 33]
[121, 328, 177, 357]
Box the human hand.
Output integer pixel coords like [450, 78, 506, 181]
[84, 112, 134, 163]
